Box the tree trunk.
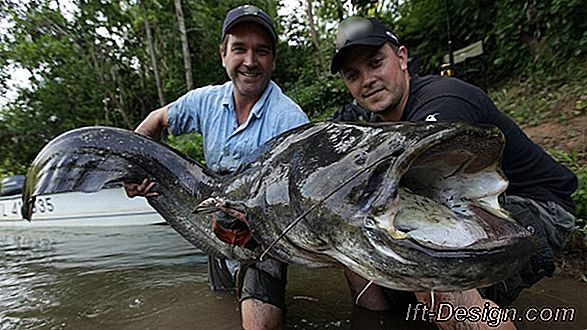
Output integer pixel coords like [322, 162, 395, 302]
[305, 0, 323, 79]
[110, 65, 133, 129]
[174, 0, 193, 90]
[140, 0, 166, 106]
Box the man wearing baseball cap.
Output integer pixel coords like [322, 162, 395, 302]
[331, 16, 576, 330]
[125, 5, 308, 329]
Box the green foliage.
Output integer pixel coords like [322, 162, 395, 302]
[490, 57, 587, 236]
[165, 132, 206, 164]
[1, 0, 587, 179]
[483, 0, 587, 76]
[287, 76, 351, 120]
[0, 0, 278, 175]
[489, 56, 587, 126]
[392, 0, 587, 82]
[0, 157, 27, 179]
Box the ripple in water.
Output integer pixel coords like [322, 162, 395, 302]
[0, 224, 204, 329]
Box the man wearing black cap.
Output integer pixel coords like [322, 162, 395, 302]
[125, 5, 308, 329]
[331, 16, 576, 330]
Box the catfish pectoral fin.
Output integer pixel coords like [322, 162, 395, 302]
[194, 198, 248, 223]
[193, 197, 223, 214]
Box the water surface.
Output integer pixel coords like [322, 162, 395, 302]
[0, 225, 584, 329]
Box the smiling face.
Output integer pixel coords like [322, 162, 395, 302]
[220, 22, 275, 101]
[339, 43, 411, 121]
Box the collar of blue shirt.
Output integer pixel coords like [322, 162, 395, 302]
[221, 80, 275, 121]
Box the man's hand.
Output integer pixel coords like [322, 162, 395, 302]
[124, 178, 159, 198]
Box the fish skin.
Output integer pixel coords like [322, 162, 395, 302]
[22, 122, 534, 291]
[21, 127, 257, 261]
[229, 122, 533, 290]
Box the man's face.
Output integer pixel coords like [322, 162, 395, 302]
[340, 43, 410, 120]
[221, 22, 275, 99]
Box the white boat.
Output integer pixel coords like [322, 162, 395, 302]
[0, 176, 165, 227]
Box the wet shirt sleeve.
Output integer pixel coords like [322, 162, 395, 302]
[167, 89, 207, 136]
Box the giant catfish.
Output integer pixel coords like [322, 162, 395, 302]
[22, 122, 533, 291]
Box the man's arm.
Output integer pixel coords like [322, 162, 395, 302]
[135, 106, 169, 139]
[125, 106, 169, 197]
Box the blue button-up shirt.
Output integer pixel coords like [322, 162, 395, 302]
[167, 80, 309, 173]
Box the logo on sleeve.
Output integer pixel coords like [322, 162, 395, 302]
[425, 113, 440, 122]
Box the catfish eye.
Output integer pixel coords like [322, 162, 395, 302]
[354, 152, 367, 165]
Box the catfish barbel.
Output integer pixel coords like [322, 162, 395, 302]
[22, 122, 533, 291]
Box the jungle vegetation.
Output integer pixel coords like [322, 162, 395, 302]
[1, 0, 586, 226]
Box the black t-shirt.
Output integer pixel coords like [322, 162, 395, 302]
[398, 75, 577, 212]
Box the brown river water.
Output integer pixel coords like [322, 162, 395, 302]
[1, 224, 585, 329]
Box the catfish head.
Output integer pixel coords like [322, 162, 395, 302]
[238, 122, 534, 291]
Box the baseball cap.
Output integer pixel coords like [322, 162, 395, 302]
[221, 5, 277, 44]
[330, 17, 400, 74]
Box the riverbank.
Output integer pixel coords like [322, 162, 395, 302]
[489, 58, 587, 281]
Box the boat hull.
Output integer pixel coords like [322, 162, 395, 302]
[0, 186, 164, 227]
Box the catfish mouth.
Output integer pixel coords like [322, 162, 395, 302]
[370, 125, 532, 253]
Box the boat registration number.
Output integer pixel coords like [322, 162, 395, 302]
[0, 197, 55, 217]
